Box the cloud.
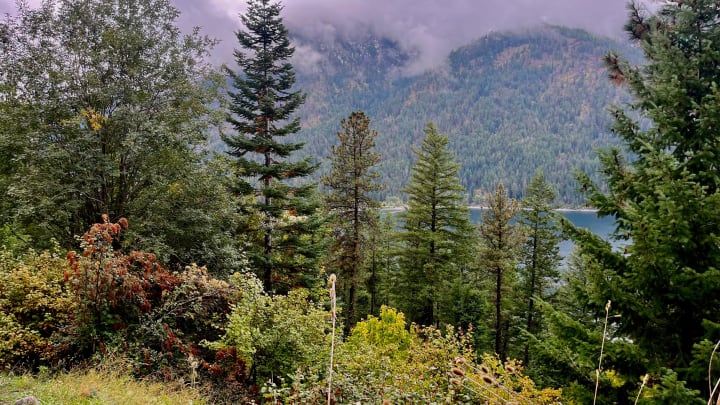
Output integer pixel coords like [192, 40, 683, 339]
[1, 0, 655, 71]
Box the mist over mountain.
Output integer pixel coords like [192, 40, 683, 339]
[292, 26, 643, 205]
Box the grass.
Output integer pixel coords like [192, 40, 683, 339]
[0, 368, 206, 405]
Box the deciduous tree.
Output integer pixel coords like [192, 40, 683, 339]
[0, 0, 236, 272]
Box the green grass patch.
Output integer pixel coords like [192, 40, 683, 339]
[0, 368, 205, 405]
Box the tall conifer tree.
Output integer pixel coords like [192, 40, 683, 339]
[478, 183, 521, 360]
[224, 0, 319, 292]
[564, 0, 720, 397]
[395, 122, 475, 327]
[322, 111, 384, 331]
[518, 170, 561, 366]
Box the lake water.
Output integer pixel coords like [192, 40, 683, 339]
[385, 207, 620, 262]
[469, 208, 619, 262]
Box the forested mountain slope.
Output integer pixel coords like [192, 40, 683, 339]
[293, 26, 642, 205]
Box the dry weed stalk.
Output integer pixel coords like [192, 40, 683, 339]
[453, 357, 537, 405]
[593, 300, 611, 405]
[327, 274, 337, 405]
[634, 374, 648, 405]
[708, 338, 720, 405]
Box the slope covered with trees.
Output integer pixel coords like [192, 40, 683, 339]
[293, 26, 643, 205]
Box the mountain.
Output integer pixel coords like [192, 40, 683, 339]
[292, 26, 643, 206]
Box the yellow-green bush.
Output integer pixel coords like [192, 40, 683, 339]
[267, 306, 562, 404]
[213, 273, 331, 382]
[0, 248, 73, 369]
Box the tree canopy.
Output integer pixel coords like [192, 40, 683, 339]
[223, 0, 321, 292]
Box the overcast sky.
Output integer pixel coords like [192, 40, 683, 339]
[1, 0, 654, 71]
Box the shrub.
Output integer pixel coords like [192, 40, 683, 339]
[132, 263, 237, 380]
[0, 247, 73, 369]
[210, 273, 331, 387]
[270, 306, 562, 404]
[61, 215, 181, 358]
[61, 216, 238, 388]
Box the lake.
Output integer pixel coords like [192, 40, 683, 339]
[384, 206, 620, 262]
[469, 207, 620, 263]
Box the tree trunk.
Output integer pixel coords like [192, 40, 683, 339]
[495, 264, 503, 359]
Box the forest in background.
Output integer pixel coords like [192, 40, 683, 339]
[292, 26, 643, 205]
[1, 0, 720, 404]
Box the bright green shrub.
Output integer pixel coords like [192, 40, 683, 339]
[345, 305, 412, 358]
[211, 272, 331, 384]
[269, 306, 562, 404]
[0, 248, 73, 369]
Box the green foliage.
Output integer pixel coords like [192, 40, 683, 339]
[212, 272, 331, 383]
[266, 306, 561, 404]
[125, 155, 249, 277]
[322, 111, 384, 331]
[518, 171, 561, 366]
[636, 369, 704, 405]
[566, 0, 720, 396]
[293, 26, 640, 205]
[0, 0, 224, 256]
[345, 306, 412, 358]
[0, 248, 73, 369]
[223, 0, 321, 293]
[531, 295, 644, 404]
[478, 183, 522, 359]
[394, 122, 476, 327]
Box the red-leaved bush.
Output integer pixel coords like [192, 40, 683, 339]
[61, 215, 181, 358]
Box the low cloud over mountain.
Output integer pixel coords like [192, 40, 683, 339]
[2, 0, 654, 71]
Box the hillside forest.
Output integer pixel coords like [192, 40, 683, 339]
[1, 0, 720, 404]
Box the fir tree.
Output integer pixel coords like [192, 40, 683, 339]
[223, 0, 319, 292]
[322, 111, 384, 331]
[395, 122, 475, 327]
[478, 183, 521, 360]
[567, 0, 720, 396]
[518, 171, 561, 366]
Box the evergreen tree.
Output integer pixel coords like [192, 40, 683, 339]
[567, 0, 720, 396]
[478, 183, 521, 360]
[395, 122, 475, 327]
[223, 0, 320, 292]
[322, 111, 384, 331]
[518, 170, 561, 366]
[364, 212, 397, 317]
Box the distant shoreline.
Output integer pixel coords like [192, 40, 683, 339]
[381, 206, 600, 213]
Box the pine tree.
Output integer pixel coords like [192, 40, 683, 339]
[223, 0, 319, 292]
[569, 0, 720, 395]
[322, 111, 384, 331]
[395, 122, 475, 327]
[518, 170, 561, 366]
[478, 183, 521, 360]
